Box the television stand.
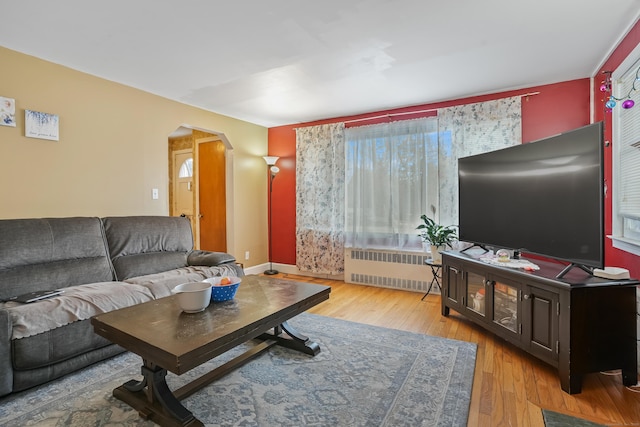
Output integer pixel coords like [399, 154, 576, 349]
[441, 250, 638, 394]
[556, 262, 594, 279]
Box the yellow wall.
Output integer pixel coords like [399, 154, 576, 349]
[0, 46, 269, 266]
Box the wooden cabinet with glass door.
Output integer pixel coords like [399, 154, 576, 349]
[440, 250, 637, 394]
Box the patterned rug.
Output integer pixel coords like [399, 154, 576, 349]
[542, 410, 607, 427]
[0, 313, 477, 426]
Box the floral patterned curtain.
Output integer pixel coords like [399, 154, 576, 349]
[438, 97, 522, 227]
[295, 123, 346, 275]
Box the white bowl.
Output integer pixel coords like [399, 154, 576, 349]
[172, 282, 212, 313]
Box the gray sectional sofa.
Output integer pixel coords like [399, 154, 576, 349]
[0, 215, 243, 397]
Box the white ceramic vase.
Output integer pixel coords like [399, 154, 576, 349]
[430, 244, 444, 263]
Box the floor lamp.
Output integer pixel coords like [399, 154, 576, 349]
[263, 156, 280, 275]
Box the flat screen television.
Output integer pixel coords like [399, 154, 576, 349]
[458, 121, 604, 277]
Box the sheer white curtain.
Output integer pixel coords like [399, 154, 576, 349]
[345, 118, 439, 250]
[296, 123, 345, 275]
[438, 97, 522, 226]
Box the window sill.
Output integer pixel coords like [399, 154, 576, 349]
[609, 235, 640, 257]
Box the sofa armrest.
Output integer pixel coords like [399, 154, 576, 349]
[187, 250, 236, 267]
[0, 308, 13, 396]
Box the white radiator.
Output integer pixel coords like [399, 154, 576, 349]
[344, 249, 438, 294]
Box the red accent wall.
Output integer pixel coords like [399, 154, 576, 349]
[594, 20, 640, 279]
[267, 126, 299, 265]
[268, 79, 591, 266]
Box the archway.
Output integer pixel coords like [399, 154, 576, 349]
[168, 125, 235, 254]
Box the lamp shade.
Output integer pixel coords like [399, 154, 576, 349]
[263, 156, 279, 166]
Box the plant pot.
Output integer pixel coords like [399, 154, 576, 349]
[430, 245, 444, 263]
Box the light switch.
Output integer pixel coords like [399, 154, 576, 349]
[152, 188, 159, 200]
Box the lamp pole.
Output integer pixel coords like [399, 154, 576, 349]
[263, 156, 279, 275]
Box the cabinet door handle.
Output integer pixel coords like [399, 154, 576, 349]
[523, 294, 530, 300]
[485, 280, 494, 286]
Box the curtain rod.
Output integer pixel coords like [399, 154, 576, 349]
[342, 91, 541, 125]
[343, 108, 437, 124]
[294, 92, 541, 129]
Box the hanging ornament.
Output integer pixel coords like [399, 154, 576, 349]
[601, 66, 639, 111]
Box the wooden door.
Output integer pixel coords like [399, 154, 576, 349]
[523, 285, 559, 363]
[442, 263, 461, 308]
[198, 140, 226, 252]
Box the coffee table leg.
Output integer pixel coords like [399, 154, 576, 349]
[114, 360, 202, 427]
[259, 321, 321, 356]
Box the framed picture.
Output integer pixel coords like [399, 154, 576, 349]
[25, 109, 59, 141]
[0, 97, 16, 127]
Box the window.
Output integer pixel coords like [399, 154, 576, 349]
[343, 97, 521, 252]
[179, 158, 193, 178]
[345, 118, 439, 251]
[612, 48, 640, 256]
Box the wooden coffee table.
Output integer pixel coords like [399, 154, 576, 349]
[91, 275, 330, 427]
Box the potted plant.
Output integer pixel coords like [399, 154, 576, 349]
[416, 215, 458, 262]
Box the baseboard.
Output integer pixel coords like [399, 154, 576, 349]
[243, 263, 344, 281]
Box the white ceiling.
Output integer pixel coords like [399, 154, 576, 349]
[2, 1, 640, 127]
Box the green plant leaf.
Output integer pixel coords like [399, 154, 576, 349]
[416, 215, 458, 248]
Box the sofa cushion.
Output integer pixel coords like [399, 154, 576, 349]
[0, 217, 115, 301]
[188, 250, 236, 266]
[12, 338, 125, 393]
[109, 252, 189, 283]
[3, 282, 155, 339]
[12, 319, 115, 370]
[102, 216, 193, 280]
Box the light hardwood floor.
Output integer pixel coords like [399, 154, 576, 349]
[277, 273, 640, 427]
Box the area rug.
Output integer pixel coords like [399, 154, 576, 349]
[0, 313, 477, 426]
[542, 409, 607, 427]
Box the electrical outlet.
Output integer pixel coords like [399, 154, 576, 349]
[245, 251, 250, 260]
[152, 188, 159, 200]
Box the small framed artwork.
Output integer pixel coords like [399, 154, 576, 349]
[25, 109, 59, 141]
[0, 96, 16, 127]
